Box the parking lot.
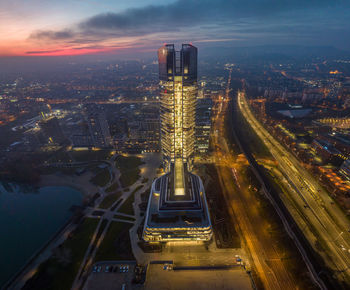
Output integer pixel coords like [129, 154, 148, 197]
[83, 260, 252, 290]
[83, 262, 145, 290]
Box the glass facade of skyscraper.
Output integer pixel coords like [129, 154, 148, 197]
[158, 44, 197, 171]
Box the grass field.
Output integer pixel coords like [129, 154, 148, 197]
[22, 218, 99, 290]
[115, 155, 143, 187]
[105, 182, 119, 193]
[90, 167, 111, 187]
[94, 222, 135, 262]
[99, 192, 122, 209]
[118, 185, 143, 215]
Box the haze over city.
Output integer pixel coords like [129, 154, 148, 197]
[1, 1, 350, 290]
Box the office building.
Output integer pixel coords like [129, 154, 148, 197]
[158, 43, 197, 171]
[85, 104, 112, 148]
[143, 44, 213, 242]
[195, 98, 212, 154]
[39, 116, 66, 145]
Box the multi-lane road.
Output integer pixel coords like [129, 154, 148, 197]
[211, 70, 299, 289]
[238, 90, 350, 285]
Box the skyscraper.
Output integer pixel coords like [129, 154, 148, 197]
[158, 44, 197, 171]
[142, 44, 212, 242]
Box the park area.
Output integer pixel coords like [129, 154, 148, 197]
[23, 218, 99, 290]
[115, 155, 143, 188]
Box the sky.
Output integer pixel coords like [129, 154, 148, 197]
[1, 0, 350, 57]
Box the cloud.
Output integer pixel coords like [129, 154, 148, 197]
[78, 0, 349, 31]
[30, 29, 74, 40]
[26, 49, 65, 54]
[28, 0, 350, 50]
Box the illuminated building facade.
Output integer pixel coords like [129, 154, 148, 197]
[158, 44, 197, 171]
[195, 98, 212, 154]
[142, 44, 212, 242]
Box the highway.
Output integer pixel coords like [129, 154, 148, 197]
[238, 90, 350, 285]
[211, 70, 298, 289]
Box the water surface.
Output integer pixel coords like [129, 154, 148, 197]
[0, 184, 82, 286]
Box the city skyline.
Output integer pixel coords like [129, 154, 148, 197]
[1, 1, 350, 289]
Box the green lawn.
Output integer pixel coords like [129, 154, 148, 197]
[94, 219, 108, 245]
[105, 182, 119, 193]
[115, 155, 143, 187]
[90, 167, 111, 187]
[22, 218, 99, 290]
[98, 192, 122, 209]
[118, 185, 143, 215]
[94, 222, 135, 262]
[115, 155, 143, 169]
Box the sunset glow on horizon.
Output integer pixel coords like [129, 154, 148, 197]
[1, 0, 350, 57]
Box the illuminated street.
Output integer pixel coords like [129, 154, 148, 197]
[211, 70, 298, 289]
[238, 90, 350, 285]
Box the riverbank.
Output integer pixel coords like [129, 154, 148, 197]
[3, 211, 80, 290]
[0, 185, 83, 289]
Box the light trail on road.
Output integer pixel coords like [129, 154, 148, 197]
[211, 69, 298, 289]
[238, 90, 350, 285]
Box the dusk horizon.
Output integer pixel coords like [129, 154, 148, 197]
[1, 0, 350, 57]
